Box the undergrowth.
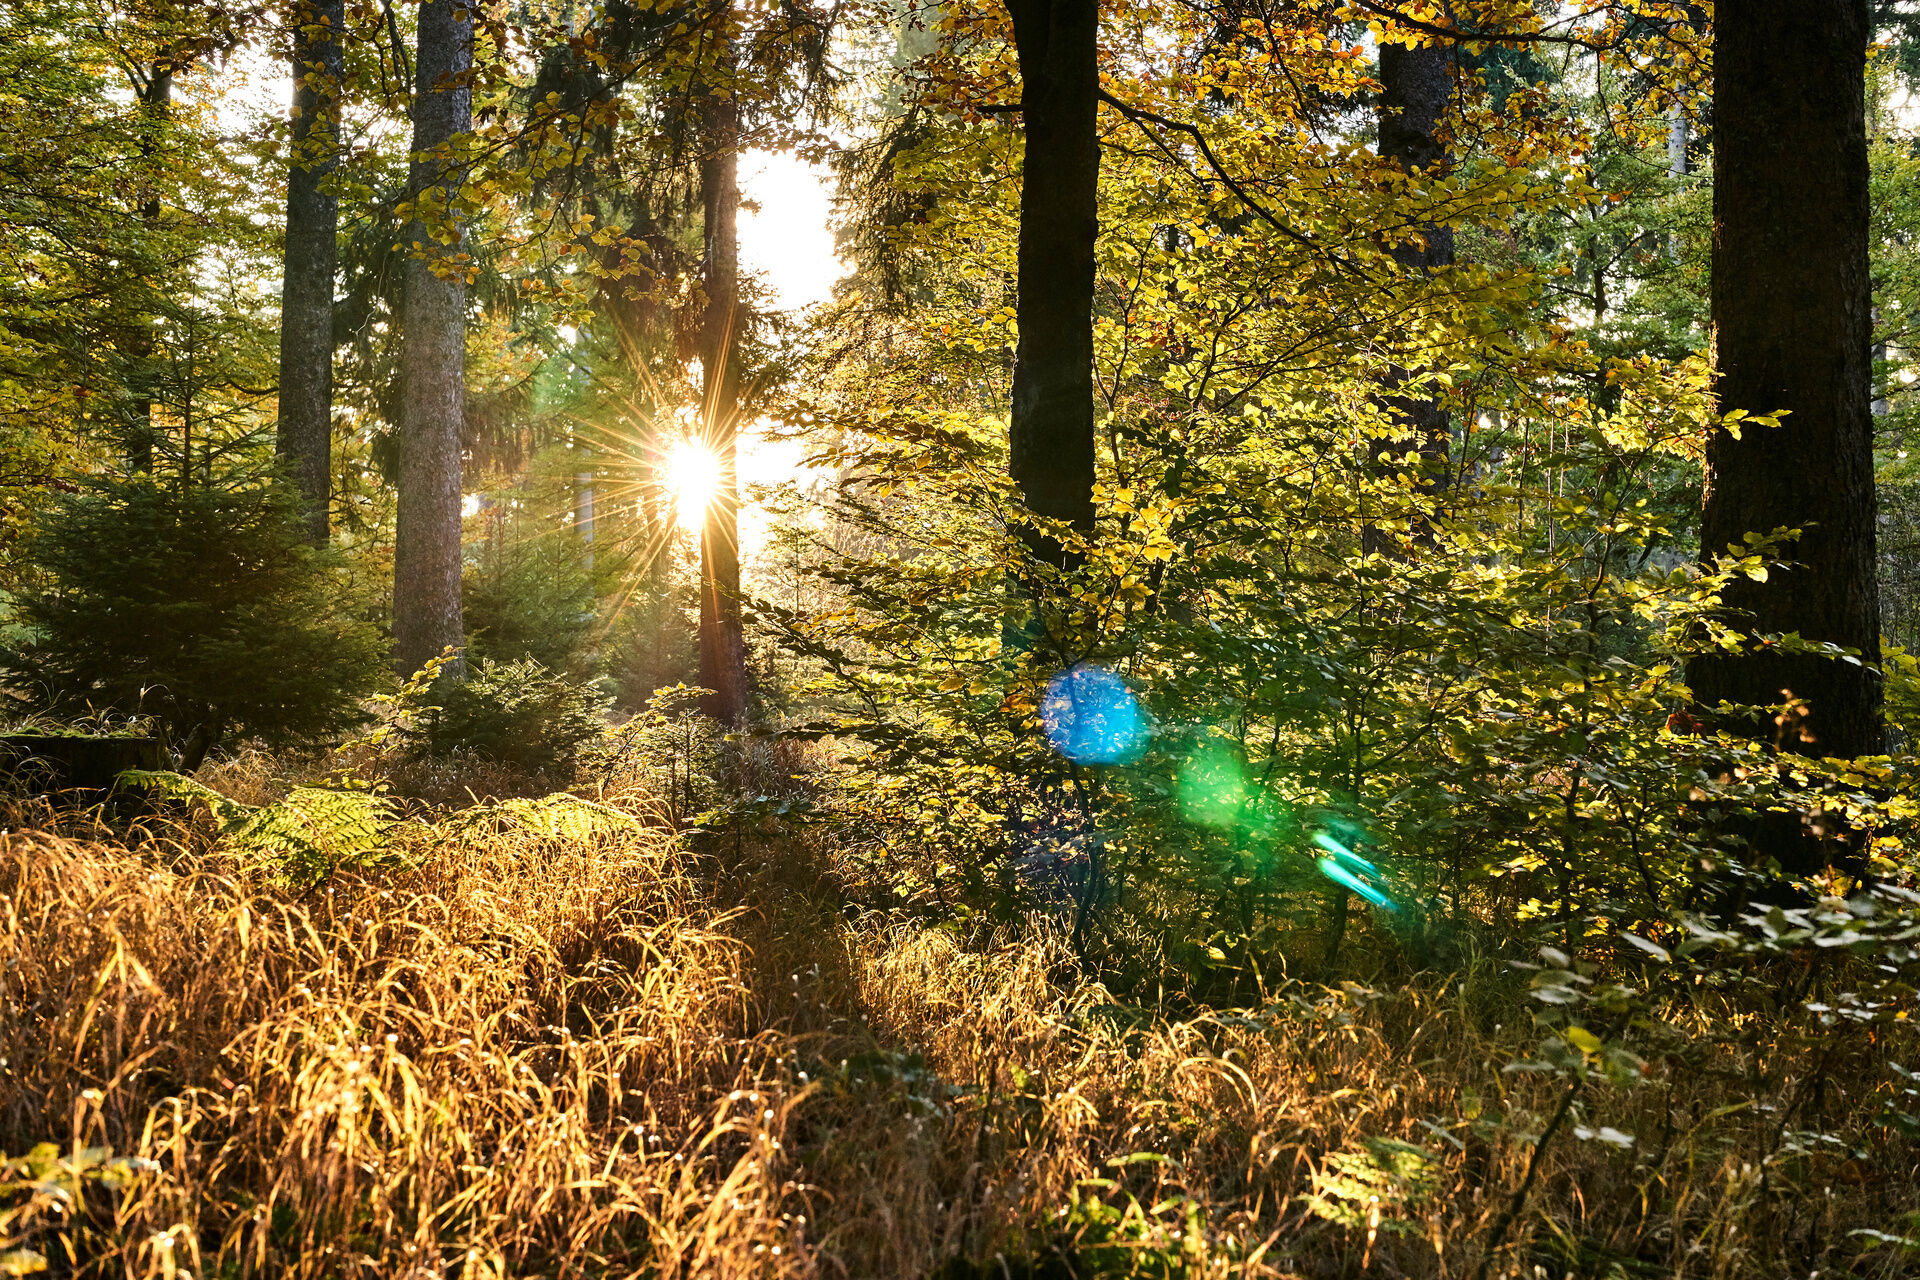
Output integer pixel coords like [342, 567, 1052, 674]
[0, 760, 1916, 1278]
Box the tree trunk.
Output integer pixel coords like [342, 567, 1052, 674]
[392, 0, 473, 678]
[1365, 38, 1454, 557]
[1005, 0, 1099, 571]
[129, 61, 173, 474]
[1689, 0, 1881, 868]
[697, 93, 750, 724]
[277, 0, 344, 544]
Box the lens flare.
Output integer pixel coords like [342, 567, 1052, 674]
[664, 438, 722, 530]
[1177, 746, 1249, 829]
[1317, 857, 1395, 908]
[1041, 665, 1148, 764]
[1311, 830, 1395, 909]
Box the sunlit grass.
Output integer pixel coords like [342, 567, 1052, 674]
[1, 757, 1914, 1277]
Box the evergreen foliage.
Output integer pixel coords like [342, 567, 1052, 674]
[462, 522, 600, 675]
[3, 476, 384, 769]
[410, 657, 609, 775]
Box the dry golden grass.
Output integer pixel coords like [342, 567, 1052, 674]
[1, 797, 810, 1278]
[2, 775, 1918, 1278]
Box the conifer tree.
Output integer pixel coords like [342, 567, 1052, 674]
[276, 0, 344, 542]
[1690, 0, 1882, 869]
[393, 0, 474, 677]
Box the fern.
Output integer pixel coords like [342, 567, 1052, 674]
[1301, 1137, 1438, 1236]
[118, 770, 397, 887]
[472, 794, 640, 842]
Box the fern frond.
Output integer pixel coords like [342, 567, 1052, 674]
[492, 794, 640, 841]
[115, 770, 397, 886]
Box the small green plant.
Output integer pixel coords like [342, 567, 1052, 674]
[455, 793, 641, 841]
[1052, 1169, 1208, 1279]
[409, 658, 609, 775]
[120, 769, 398, 887]
[590, 683, 722, 823]
[1, 1143, 157, 1276]
[1302, 1136, 1440, 1252]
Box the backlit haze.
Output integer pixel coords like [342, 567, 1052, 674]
[735, 150, 844, 567]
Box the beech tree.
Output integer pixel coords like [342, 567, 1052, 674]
[275, 0, 344, 543]
[1688, 0, 1882, 867]
[392, 0, 474, 677]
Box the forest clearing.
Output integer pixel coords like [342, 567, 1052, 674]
[5, 0, 1920, 1275]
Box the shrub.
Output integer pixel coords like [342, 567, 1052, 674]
[2, 476, 385, 771]
[463, 522, 599, 676]
[412, 657, 608, 775]
[604, 581, 700, 711]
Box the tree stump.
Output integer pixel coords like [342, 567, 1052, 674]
[0, 733, 168, 803]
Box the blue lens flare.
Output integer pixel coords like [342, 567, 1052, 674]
[1311, 829, 1395, 909]
[1316, 857, 1395, 909]
[1041, 664, 1149, 764]
[1311, 831, 1379, 877]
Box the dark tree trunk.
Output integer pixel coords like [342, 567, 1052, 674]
[1378, 42, 1454, 239]
[392, 0, 473, 678]
[129, 61, 174, 474]
[1365, 39, 1455, 556]
[1005, 0, 1099, 571]
[1689, 0, 1881, 868]
[277, 0, 344, 543]
[697, 93, 750, 725]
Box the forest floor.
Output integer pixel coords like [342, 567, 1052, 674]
[1, 758, 1916, 1279]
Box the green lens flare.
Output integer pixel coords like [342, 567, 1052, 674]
[1177, 748, 1248, 829]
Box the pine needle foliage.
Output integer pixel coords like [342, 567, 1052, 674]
[408, 658, 609, 775]
[2, 476, 384, 768]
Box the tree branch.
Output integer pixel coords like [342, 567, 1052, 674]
[1095, 88, 1362, 276]
[1348, 0, 1700, 53]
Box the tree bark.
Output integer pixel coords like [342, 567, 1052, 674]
[277, 0, 344, 543]
[697, 92, 750, 724]
[128, 61, 174, 474]
[392, 0, 473, 678]
[1005, 0, 1099, 571]
[1365, 38, 1454, 556]
[1689, 0, 1881, 866]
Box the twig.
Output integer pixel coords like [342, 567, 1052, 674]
[1472, 1071, 1583, 1280]
[1095, 89, 1339, 267]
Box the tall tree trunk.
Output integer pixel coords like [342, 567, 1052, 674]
[1364, 38, 1454, 557]
[1689, 0, 1880, 870]
[277, 0, 344, 543]
[1005, 0, 1098, 571]
[697, 93, 749, 724]
[129, 60, 173, 474]
[392, 0, 473, 678]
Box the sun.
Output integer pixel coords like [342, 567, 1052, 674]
[663, 438, 722, 531]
